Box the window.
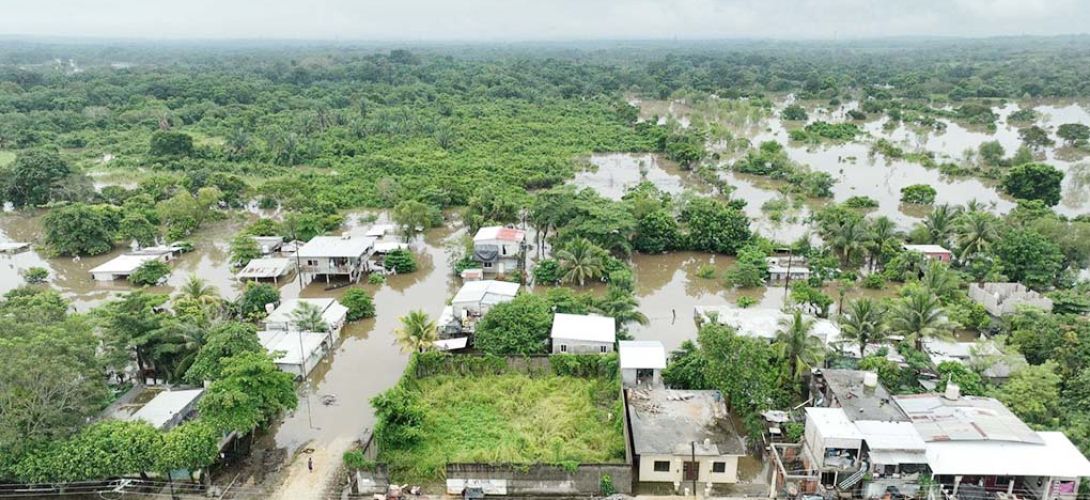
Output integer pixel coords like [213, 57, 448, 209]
[483, 262, 493, 268]
[712, 462, 726, 473]
[560, 344, 567, 352]
[653, 461, 670, 472]
[600, 345, 608, 353]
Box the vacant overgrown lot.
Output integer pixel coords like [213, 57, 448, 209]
[374, 354, 625, 482]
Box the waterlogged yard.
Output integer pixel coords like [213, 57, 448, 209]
[374, 357, 626, 482]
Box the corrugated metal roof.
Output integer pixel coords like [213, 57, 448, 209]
[925, 432, 1090, 477]
[265, 298, 348, 331]
[473, 226, 525, 242]
[90, 254, 162, 275]
[127, 389, 204, 430]
[258, 330, 327, 366]
[297, 235, 376, 258]
[236, 257, 293, 278]
[893, 394, 1043, 444]
[451, 280, 520, 305]
[807, 407, 864, 440]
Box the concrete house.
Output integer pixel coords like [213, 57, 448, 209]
[297, 235, 376, 282]
[472, 226, 526, 277]
[626, 387, 745, 491]
[694, 306, 840, 345]
[969, 282, 1054, 316]
[903, 244, 953, 263]
[766, 256, 811, 282]
[264, 298, 349, 336]
[550, 313, 616, 354]
[895, 391, 1090, 500]
[619, 340, 666, 388]
[438, 280, 520, 336]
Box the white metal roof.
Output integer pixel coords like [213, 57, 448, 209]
[258, 330, 327, 366]
[451, 280, 520, 305]
[694, 306, 840, 344]
[434, 337, 469, 351]
[90, 253, 162, 275]
[373, 241, 409, 254]
[473, 226, 525, 242]
[365, 224, 397, 237]
[925, 432, 1090, 477]
[550, 313, 616, 344]
[619, 341, 666, 369]
[128, 389, 204, 430]
[236, 258, 293, 279]
[894, 394, 1042, 444]
[265, 298, 348, 330]
[903, 244, 951, 254]
[806, 407, 864, 441]
[297, 235, 376, 258]
[854, 421, 926, 451]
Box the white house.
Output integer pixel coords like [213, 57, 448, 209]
[251, 236, 284, 255]
[895, 391, 1090, 500]
[969, 282, 1054, 316]
[258, 330, 330, 378]
[694, 306, 840, 345]
[626, 387, 745, 489]
[263, 298, 349, 336]
[472, 226, 525, 277]
[450, 280, 520, 319]
[236, 257, 294, 283]
[766, 256, 811, 282]
[550, 313, 616, 354]
[124, 388, 205, 431]
[90, 246, 180, 282]
[619, 340, 666, 387]
[297, 235, 376, 282]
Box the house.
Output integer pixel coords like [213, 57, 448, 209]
[365, 224, 397, 239]
[809, 369, 908, 422]
[472, 226, 526, 277]
[694, 306, 840, 345]
[969, 282, 1054, 316]
[923, 338, 1027, 382]
[297, 235, 376, 283]
[264, 298, 349, 336]
[258, 330, 330, 378]
[766, 256, 811, 282]
[90, 246, 181, 282]
[251, 236, 284, 255]
[443, 280, 520, 333]
[895, 390, 1090, 500]
[626, 387, 745, 490]
[619, 340, 666, 387]
[236, 257, 295, 283]
[124, 388, 205, 431]
[550, 313, 616, 354]
[902, 244, 953, 262]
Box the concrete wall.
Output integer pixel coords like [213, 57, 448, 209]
[636, 454, 740, 484]
[553, 339, 614, 354]
[621, 368, 660, 388]
[445, 463, 632, 496]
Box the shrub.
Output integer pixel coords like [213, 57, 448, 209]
[341, 289, 376, 321]
[900, 184, 937, 205]
[600, 474, 616, 496]
[368, 273, 386, 285]
[474, 294, 553, 356]
[384, 249, 418, 274]
[695, 263, 717, 279]
[781, 104, 808, 121]
[452, 255, 478, 276]
[129, 260, 171, 286]
[1001, 163, 1064, 207]
[724, 244, 769, 288]
[861, 273, 886, 290]
[238, 282, 280, 319]
[737, 296, 757, 308]
[844, 196, 879, 209]
[532, 258, 562, 285]
[784, 422, 804, 442]
[22, 267, 49, 284]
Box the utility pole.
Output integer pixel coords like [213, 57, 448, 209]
[287, 216, 315, 430]
[690, 440, 697, 497]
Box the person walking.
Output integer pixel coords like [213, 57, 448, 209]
[308, 456, 314, 473]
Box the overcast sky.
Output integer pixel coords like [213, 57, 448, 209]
[0, 0, 1085, 41]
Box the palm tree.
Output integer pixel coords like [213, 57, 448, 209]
[838, 298, 886, 357]
[395, 310, 438, 353]
[774, 309, 825, 380]
[150, 320, 207, 382]
[592, 288, 649, 330]
[173, 275, 223, 322]
[919, 260, 961, 298]
[830, 217, 871, 267]
[867, 216, 900, 272]
[954, 210, 999, 260]
[291, 301, 329, 332]
[889, 291, 950, 351]
[556, 238, 607, 286]
[922, 204, 959, 247]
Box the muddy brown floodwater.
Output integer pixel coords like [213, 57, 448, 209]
[572, 153, 709, 200]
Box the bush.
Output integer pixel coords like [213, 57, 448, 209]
[781, 104, 808, 121]
[129, 260, 171, 286]
[900, 184, 937, 205]
[341, 288, 376, 321]
[784, 422, 804, 442]
[724, 244, 769, 288]
[22, 267, 49, 284]
[238, 282, 279, 319]
[384, 249, 418, 274]
[737, 296, 757, 308]
[695, 264, 716, 279]
[368, 273, 386, 285]
[844, 196, 879, 209]
[532, 258, 562, 285]
[600, 474, 616, 496]
[474, 294, 553, 356]
[343, 450, 375, 471]
[861, 273, 886, 289]
[452, 255, 478, 276]
[1001, 163, 1064, 207]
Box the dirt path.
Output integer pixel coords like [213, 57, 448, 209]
[270, 436, 353, 500]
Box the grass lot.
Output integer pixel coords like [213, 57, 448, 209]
[381, 372, 625, 481]
[0, 151, 14, 167]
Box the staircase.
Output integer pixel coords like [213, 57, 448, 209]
[837, 462, 868, 490]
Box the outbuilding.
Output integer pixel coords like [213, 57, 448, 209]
[236, 257, 294, 283]
[264, 298, 349, 336]
[550, 313, 616, 354]
[258, 330, 330, 378]
[619, 340, 667, 387]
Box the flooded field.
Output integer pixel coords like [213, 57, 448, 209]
[572, 153, 707, 200]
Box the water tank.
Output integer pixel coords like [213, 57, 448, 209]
[944, 382, 961, 401]
[863, 371, 879, 388]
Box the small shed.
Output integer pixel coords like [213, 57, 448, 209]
[236, 257, 294, 283]
[619, 340, 666, 387]
[90, 253, 168, 281]
[550, 313, 616, 354]
[903, 244, 953, 262]
[126, 388, 204, 431]
[258, 330, 329, 378]
[251, 236, 284, 255]
[451, 280, 520, 319]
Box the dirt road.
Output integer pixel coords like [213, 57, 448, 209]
[270, 436, 354, 500]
